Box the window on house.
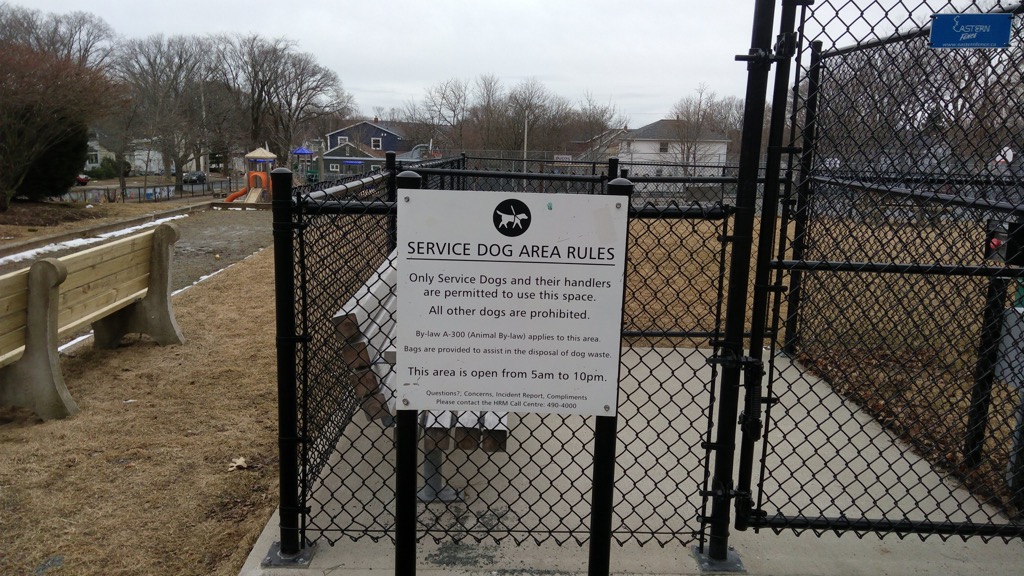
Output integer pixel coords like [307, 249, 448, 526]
[659, 142, 669, 153]
[371, 137, 383, 150]
[339, 136, 348, 143]
[87, 152, 99, 165]
[329, 163, 340, 172]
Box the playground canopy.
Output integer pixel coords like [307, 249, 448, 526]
[245, 147, 277, 161]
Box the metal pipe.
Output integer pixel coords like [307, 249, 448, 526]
[394, 169, 421, 576]
[784, 41, 823, 355]
[271, 167, 302, 556]
[964, 277, 1010, 468]
[705, 0, 777, 561]
[588, 176, 632, 576]
[736, 0, 800, 532]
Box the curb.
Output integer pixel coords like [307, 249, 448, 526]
[0, 201, 213, 260]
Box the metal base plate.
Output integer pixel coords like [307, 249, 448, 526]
[262, 541, 317, 568]
[692, 545, 746, 574]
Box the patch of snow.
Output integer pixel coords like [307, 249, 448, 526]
[0, 214, 189, 267]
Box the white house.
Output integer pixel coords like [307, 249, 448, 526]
[617, 119, 729, 176]
[84, 137, 115, 171]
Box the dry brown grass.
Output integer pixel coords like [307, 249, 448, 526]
[0, 248, 278, 575]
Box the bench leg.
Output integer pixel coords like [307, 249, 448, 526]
[417, 444, 462, 503]
[93, 223, 185, 348]
[0, 259, 78, 420]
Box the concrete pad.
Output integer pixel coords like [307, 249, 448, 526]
[241, 348, 1024, 575]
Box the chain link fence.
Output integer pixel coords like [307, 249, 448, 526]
[755, 0, 1024, 538]
[275, 156, 739, 550]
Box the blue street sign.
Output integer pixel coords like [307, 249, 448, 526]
[930, 13, 1013, 49]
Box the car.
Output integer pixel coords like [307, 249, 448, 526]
[182, 171, 206, 184]
[75, 174, 90, 186]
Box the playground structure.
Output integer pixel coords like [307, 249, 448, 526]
[225, 147, 277, 203]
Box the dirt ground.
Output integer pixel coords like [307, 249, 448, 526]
[0, 199, 278, 575]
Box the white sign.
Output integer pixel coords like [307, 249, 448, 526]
[397, 189, 628, 416]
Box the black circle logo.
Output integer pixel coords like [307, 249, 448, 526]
[493, 199, 531, 237]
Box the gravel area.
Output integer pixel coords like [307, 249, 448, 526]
[169, 207, 273, 291]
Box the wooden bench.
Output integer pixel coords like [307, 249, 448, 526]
[331, 250, 508, 452]
[0, 223, 185, 420]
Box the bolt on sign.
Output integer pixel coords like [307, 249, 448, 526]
[397, 189, 628, 417]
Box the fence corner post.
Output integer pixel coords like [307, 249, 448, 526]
[265, 167, 315, 567]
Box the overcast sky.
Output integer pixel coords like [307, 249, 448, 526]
[14, 0, 771, 126]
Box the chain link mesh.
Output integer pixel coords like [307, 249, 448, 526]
[284, 158, 734, 548]
[757, 0, 1024, 538]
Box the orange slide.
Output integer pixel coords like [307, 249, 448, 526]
[225, 171, 271, 202]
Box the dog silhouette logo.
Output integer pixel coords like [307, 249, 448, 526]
[493, 199, 531, 237]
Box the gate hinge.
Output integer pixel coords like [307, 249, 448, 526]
[738, 411, 763, 441]
[734, 493, 767, 530]
[774, 31, 798, 60]
[735, 48, 773, 71]
[708, 353, 763, 377]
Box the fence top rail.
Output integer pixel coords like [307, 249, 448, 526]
[812, 172, 1024, 187]
[408, 166, 605, 183]
[820, 1, 1024, 59]
[629, 175, 754, 185]
[296, 197, 732, 220]
[302, 171, 389, 202]
[810, 175, 1024, 217]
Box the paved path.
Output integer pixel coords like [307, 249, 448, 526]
[240, 349, 1024, 575]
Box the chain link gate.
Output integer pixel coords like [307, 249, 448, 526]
[738, 0, 1024, 541]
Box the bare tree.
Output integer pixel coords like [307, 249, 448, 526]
[0, 4, 115, 69]
[669, 84, 725, 166]
[114, 34, 210, 186]
[466, 74, 505, 151]
[267, 50, 354, 162]
[422, 78, 471, 150]
[217, 34, 295, 150]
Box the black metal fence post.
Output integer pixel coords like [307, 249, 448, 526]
[606, 158, 619, 192]
[701, 0, 777, 564]
[587, 176, 632, 576]
[394, 170, 422, 576]
[386, 151, 398, 249]
[736, 0, 799, 531]
[964, 276, 1010, 468]
[784, 40, 823, 356]
[269, 167, 314, 565]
